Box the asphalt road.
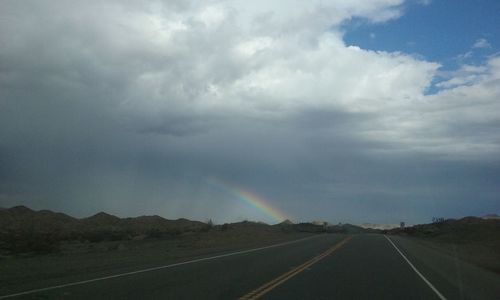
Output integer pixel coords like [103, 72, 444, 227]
[2, 234, 500, 299]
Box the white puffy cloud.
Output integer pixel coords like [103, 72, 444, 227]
[473, 38, 491, 49]
[2, 0, 499, 160]
[2, 0, 499, 159]
[368, 56, 500, 158]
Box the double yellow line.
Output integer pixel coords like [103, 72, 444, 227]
[239, 236, 352, 300]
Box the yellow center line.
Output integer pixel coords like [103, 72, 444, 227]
[239, 236, 352, 300]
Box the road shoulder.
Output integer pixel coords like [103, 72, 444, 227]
[390, 235, 500, 300]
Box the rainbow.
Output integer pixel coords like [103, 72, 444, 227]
[207, 178, 290, 223]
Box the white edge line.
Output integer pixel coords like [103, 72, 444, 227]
[0, 234, 322, 299]
[385, 235, 447, 300]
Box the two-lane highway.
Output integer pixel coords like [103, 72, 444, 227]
[2, 234, 500, 299]
[255, 234, 442, 299]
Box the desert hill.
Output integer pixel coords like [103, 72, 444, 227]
[0, 206, 208, 254]
[388, 216, 500, 241]
[0, 205, 375, 255]
[0, 206, 207, 235]
[388, 216, 500, 273]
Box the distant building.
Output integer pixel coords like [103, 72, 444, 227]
[312, 220, 327, 226]
[400, 222, 405, 229]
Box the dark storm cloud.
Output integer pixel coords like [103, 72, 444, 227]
[1, 0, 499, 224]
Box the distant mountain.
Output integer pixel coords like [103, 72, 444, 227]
[121, 215, 206, 233]
[81, 212, 121, 227]
[273, 220, 370, 233]
[7, 205, 34, 214]
[276, 219, 294, 226]
[229, 220, 271, 228]
[0, 205, 208, 249]
[0, 205, 76, 234]
[329, 223, 369, 234]
[482, 214, 500, 220]
[360, 223, 400, 230]
[388, 216, 500, 242]
[84, 211, 121, 222]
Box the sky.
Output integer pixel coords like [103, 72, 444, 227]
[0, 0, 499, 225]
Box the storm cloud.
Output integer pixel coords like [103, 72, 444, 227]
[1, 0, 499, 224]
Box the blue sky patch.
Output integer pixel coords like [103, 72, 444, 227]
[342, 0, 499, 93]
